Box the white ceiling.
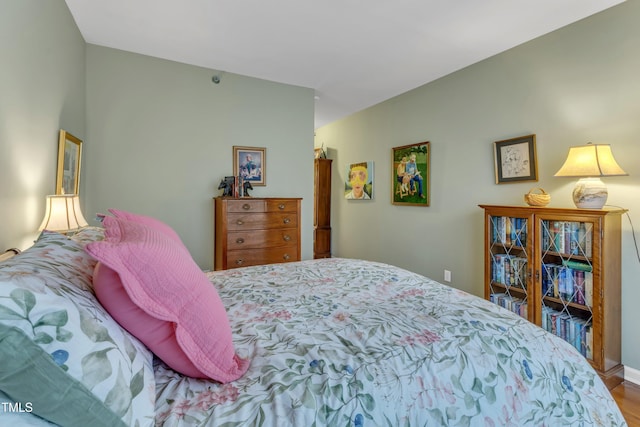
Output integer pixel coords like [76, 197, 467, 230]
[64, 0, 624, 129]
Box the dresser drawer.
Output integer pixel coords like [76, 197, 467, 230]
[227, 212, 297, 231]
[226, 246, 299, 269]
[225, 199, 266, 213]
[266, 199, 298, 212]
[227, 229, 298, 250]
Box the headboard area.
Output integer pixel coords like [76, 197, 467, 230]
[0, 248, 21, 262]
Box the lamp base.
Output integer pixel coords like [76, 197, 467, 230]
[572, 177, 608, 209]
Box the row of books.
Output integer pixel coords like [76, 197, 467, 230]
[489, 293, 528, 319]
[541, 263, 593, 306]
[541, 306, 593, 359]
[491, 216, 527, 247]
[492, 254, 527, 288]
[541, 220, 593, 257]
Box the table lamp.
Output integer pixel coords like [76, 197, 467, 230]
[554, 143, 627, 209]
[38, 195, 89, 234]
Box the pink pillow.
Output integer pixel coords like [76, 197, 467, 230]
[86, 216, 249, 383]
[93, 262, 205, 378]
[108, 208, 182, 243]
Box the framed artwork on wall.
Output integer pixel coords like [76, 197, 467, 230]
[392, 141, 430, 206]
[233, 146, 266, 186]
[345, 161, 374, 200]
[493, 134, 538, 184]
[56, 130, 83, 195]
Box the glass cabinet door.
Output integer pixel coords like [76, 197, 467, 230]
[487, 215, 531, 321]
[538, 218, 595, 359]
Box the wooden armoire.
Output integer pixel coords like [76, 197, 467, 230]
[313, 158, 332, 258]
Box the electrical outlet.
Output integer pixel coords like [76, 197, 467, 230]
[444, 270, 452, 282]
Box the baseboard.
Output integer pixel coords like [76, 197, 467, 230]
[625, 365, 640, 385]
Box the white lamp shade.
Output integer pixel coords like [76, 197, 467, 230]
[554, 143, 627, 177]
[38, 195, 89, 233]
[554, 143, 627, 209]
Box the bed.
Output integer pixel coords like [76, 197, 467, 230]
[0, 218, 627, 427]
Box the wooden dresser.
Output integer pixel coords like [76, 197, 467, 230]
[214, 197, 301, 270]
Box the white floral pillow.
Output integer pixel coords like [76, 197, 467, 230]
[0, 229, 101, 292]
[0, 230, 155, 427]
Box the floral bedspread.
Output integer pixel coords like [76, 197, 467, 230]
[155, 258, 626, 426]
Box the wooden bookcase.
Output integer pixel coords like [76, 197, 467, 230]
[313, 158, 332, 258]
[479, 204, 626, 389]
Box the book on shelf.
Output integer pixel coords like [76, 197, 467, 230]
[492, 254, 527, 288]
[585, 327, 593, 359]
[562, 259, 593, 272]
[568, 222, 580, 255]
[489, 293, 528, 318]
[491, 216, 503, 244]
[577, 223, 586, 256]
[585, 272, 593, 307]
[575, 270, 585, 305]
[553, 221, 564, 253]
[542, 220, 593, 257]
[558, 267, 568, 302]
[541, 305, 592, 358]
[505, 217, 511, 244]
[491, 216, 527, 247]
[541, 263, 592, 306]
[585, 225, 593, 258]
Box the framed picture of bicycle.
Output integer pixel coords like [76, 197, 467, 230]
[392, 141, 430, 206]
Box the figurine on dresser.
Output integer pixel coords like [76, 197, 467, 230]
[218, 176, 253, 197]
[242, 180, 253, 197]
[218, 177, 235, 197]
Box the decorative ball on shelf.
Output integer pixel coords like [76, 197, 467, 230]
[524, 187, 551, 207]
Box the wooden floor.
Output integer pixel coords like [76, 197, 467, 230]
[612, 381, 640, 426]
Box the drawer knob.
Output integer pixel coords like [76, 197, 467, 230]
[283, 217, 291, 224]
[278, 203, 285, 210]
[242, 204, 251, 210]
[235, 259, 244, 265]
[283, 254, 290, 261]
[236, 220, 244, 225]
[236, 238, 245, 244]
[283, 235, 291, 242]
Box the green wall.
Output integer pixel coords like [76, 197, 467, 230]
[0, 1, 314, 267]
[0, 0, 85, 249]
[315, 1, 640, 373]
[84, 46, 314, 267]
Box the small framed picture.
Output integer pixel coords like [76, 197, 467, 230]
[493, 134, 538, 184]
[392, 141, 430, 206]
[56, 130, 83, 195]
[345, 161, 374, 200]
[233, 146, 266, 186]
